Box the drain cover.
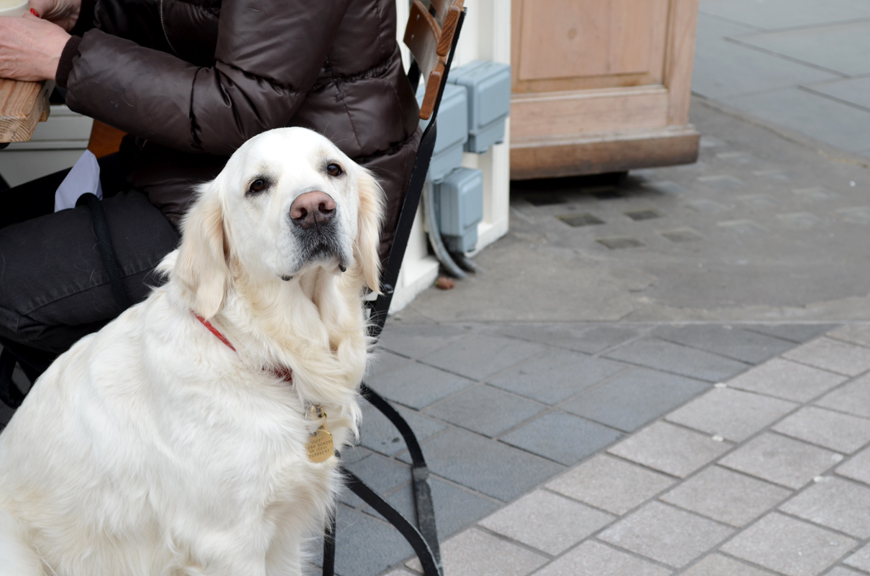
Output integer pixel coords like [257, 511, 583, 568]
[558, 213, 605, 227]
[525, 194, 565, 206]
[625, 209, 661, 221]
[596, 236, 644, 249]
[661, 228, 703, 243]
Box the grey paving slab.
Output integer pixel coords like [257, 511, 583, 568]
[608, 421, 732, 478]
[745, 324, 840, 344]
[407, 528, 547, 576]
[719, 432, 842, 489]
[780, 476, 870, 538]
[806, 77, 870, 113]
[652, 325, 797, 364]
[773, 406, 870, 453]
[721, 513, 857, 576]
[328, 505, 414, 576]
[406, 427, 564, 502]
[375, 476, 500, 540]
[423, 385, 545, 437]
[562, 368, 710, 433]
[484, 323, 640, 355]
[367, 350, 410, 377]
[817, 372, 870, 418]
[546, 454, 676, 515]
[776, 212, 822, 231]
[837, 446, 870, 485]
[699, 0, 870, 30]
[478, 489, 614, 556]
[826, 567, 865, 576]
[499, 412, 623, 466]
[488, 350, 626, 405]
[737, 22, 870, 76]
[666, 387, 797, 442]
[599, 501, 733, 568]
[844, 543, 870, 572]
[420, 335, 547, 381]
[376, 323, 468, 359]
[364, 361, 475, 410]
[660, 466, 791, 527]
[340, 452, 411, 508]
[726, 358, 848, 403]
[604, 338, 750, 383]
[727, 88, 870, 154]
[828, 324, 870, 348]
[358, 404, 447, 456]
[681, 554, 776, 576]
[784, 337, 870, 376]
[532, 540, 673, 576]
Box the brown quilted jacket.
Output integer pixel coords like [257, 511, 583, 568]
[60, 0, 421, 259]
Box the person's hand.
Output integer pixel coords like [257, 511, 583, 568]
[29, 0, 81, 32]
[0, 13, 70, 82]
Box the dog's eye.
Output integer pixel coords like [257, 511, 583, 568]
[248, 179, 267, 195]
[326, 163, 343, 177]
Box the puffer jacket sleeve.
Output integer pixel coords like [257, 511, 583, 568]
[65, 0, 353, 155]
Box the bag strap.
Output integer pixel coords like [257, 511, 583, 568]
[76, 192, 132, 310]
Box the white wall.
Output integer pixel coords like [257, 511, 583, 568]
[389, 0, 511, 312]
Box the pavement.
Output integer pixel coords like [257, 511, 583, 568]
[4, 1, 870, 575]
[326, 0, 870, 574]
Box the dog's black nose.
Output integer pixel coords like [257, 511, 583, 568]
[290, 191, 336, 229]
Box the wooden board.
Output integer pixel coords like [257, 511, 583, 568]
[0, 79, 51, 143]
[510, 0, 700, 179]
[510, 125, 700, 180]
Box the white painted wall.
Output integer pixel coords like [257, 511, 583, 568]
[389, 0, 511, 312]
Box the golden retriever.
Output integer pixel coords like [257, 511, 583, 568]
[0, 127, 384, 576]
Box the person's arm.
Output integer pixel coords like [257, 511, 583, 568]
[63, 0, 353, 155]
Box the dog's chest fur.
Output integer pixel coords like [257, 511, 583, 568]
[0, 285, 363, 575]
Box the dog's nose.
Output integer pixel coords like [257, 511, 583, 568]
[290, 191, 336, 229]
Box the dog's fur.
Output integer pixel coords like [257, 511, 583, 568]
[0, 127, 385, 576]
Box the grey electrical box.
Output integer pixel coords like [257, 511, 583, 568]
[448, 60, 511, 154]
[434, 167, 483, 253]
[417, 83, 468, 182]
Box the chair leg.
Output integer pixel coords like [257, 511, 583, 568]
[322, 513, 337, 576]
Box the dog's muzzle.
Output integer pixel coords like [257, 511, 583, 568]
[290, 191, 343, 266]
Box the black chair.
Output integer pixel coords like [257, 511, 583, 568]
[325, 2, 467, 576]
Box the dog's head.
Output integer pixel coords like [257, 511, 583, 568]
[174, 127, 385, 319]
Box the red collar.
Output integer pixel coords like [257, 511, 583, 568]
[193, 313, 293, 384]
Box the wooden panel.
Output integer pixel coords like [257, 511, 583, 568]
[0, 79, 50, 143]
[664, 0, 700, 125]
[516, 0, 667, 84]
[511, 86, 670, 142]
[510, 126, 701, 180]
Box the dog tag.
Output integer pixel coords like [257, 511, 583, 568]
[307, 408, 334, 464]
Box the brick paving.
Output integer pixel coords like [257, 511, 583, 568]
[376, 325, 870, 576]
[316, 321, 841, 575]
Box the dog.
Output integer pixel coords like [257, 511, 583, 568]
[0, 127, 385, 576]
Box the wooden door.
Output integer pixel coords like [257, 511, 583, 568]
[510, 0, 700, 179]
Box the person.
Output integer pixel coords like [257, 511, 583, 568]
[0, 0, 421, 392]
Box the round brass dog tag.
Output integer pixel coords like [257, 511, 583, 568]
[307, 427, 334, 463]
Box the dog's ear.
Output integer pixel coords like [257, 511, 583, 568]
[354, 169, 385, 294]
[174, 180, 230, 319]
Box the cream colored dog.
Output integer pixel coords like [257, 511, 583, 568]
[0, 127, 384, 576]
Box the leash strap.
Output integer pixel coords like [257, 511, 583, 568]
[343, 468, 442, 576]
